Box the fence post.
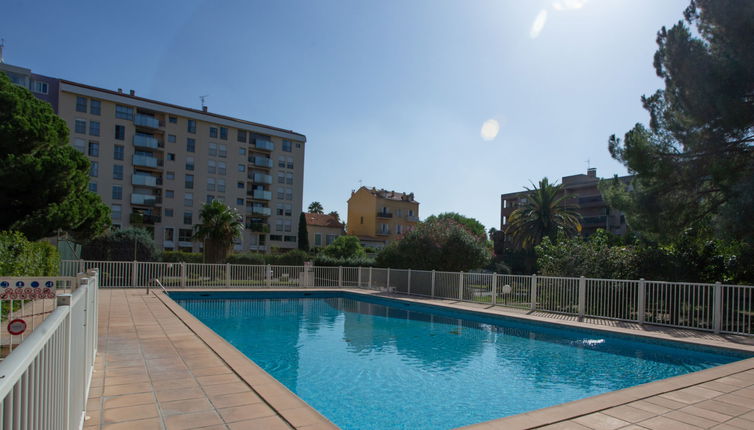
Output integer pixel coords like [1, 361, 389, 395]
[368, 267, 373, 289]
[132, 260, 138, 288]
[713, 281, 723, 334]
[357, 267, 362, 288]
[530, 274, 538, 311]
[458, 271, 464, 300]
[491, 273, 497, 306]
[57, 293, 72, 429]
[180, 263, 187, 288]
[226, 263, 231, 288]
[266, 264, 272, 288]
[386, 268, 391, 292]
[407, 269, 412, 295]
[338, 266, 343, 288]
[578, 276, 586, 318]
[637, 278, 646, 324]
[431, 270, 436, 298]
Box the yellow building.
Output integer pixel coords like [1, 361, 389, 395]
[347, 187, 419, 248]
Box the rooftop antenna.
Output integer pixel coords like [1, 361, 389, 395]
[0, 39, 5, 63]
[358, 179, 362, 188]
[585, 158, 591, 170]
[199, 94, 209, 109]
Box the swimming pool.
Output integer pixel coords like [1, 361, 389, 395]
[171, 291, 752, 430]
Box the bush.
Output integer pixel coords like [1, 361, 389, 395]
[161, 251, 203, 263]
[273, 249, 309, 266]
[81, 228, 158, 261]
[536, 230, 639, 279]
[314, 254, 375, 267]
[322, 236, 366, 259]
[225, 252, 265, 265]
[0, 231, 60, 276]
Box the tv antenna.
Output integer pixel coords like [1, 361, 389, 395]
[200, 95, 209, 109]
[585, 158, 591, 170]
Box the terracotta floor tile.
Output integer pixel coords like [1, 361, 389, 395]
[209, 391, 264, 409]
[165, 410, 224, 430]
[218, 403, 276, 423]
[103, 392, 156, 410]
[102, 382, 153, 397]
[101, 418, 161, 430]
[573, 412, 629, 430]
[102, 404, 159, 424]
[155, 387, 206, 403]
[227, 415, 292, 430]
[159, 397, 214, 416]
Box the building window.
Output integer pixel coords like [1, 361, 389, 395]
[208, 142, 217, 157]
[88, 182, 97, 192]
[277, 188, 285, 200]
[217, 161, 226, 175]
[31, 80, 48, 94]
[207, 177, 216, 191]
[286, 157, 294, 169]
[284, 220, 292, 232]
[326, 234, 337, 245]
[166, 171, 175, 180]
[113, 164, 123, 180]
[285, 173, 293, 185]
[76, 96, 87, 113]
[396, 224, 402, 235]
[209, 127, 218, 138]
[408, 209, 414, 217]
[276, 204, 284, 216]
[88, 141, 99, 157]
[184, 193, 193, 207]
[238, 164, 245, 172]
[115, 105, 134, 120]
[167, 153, 175, 161]
[275, 221, 283, 232]
[186, 157, 194, 171]
[112, 185, 122, 200]
[360, 216, 364, 224]
[89, 121, 100, 137]
[165, 208, 174, 217]
[169, 116, 177, 124]
[239, 147, 246, 156]
[237, 130, 247, 142]
[89, 161, 98, 177]
[217, 179, 225, 192]
[220, 127, 228, 140]
[114, 125, 125, 140]
[236, 198, 244, 205]
[164, 228, 175, 241]
[285, 204, 292, 216]
[187, 119, 196, 134]
[237, 181, 244, 189]
[166, 190, 175, 198]
[278, 156, 285, 168]
[75, 119, 86, 134]
[286, 187, 293, 201]
[179, 228, 192, 241]
[73, 138, 86, 153]
[111, 204, 121, 220]
[219, 144, 227, 158]
[183, 212, 192, 225]
[185, 174, 194, 189]
[277, 173, 285, 184]
[168, 134, 176, 143]
[90, 100, 101, 116]
[314, 233, 322, 247]
[207, 160, 216, 174]
[186, 138, 195, 153]
[282, 140, 292, 152]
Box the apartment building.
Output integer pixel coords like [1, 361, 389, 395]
[347, 187, 419, 248]
[305, 213, 345, 249]
[1, 62, 306, 253]
[500, 168, 631, 240]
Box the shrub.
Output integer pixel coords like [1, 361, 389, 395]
[0, 231, 60, 276]
[322, 236, 366, 259]
[273, 249, 309, 266]
[314, 254, 375, 267]
[225, 252, 266, 265]
[82, 228, 158, 261]
[161, 250, 203, 263]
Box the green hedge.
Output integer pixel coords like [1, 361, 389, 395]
[225, 252, 266, 265]
[0, 231, 60, 276]
[161, 251, 203, 263]
[314, 254, 375, 267]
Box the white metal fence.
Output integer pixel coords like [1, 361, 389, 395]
[60, 261, 754, 336]
[0, 270, 98, 430]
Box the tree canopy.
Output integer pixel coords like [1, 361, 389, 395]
[322, 235, 366, 259]
[0, 72, 110, 241]
[81, 228, 159, 261]
[308, 201, 324, 214]
[193, 201, 244, 263]
[424, 212, 486, 241]
[604, 0, 754, 242]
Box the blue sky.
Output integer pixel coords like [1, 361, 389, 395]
[2, 0, 688, 231]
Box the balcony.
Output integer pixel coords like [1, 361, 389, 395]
[376, 211, 393, 218]
[247, 206, 272, 216]
[132, 174, 160, 187]
[131, 194, 161, 206]
[248, 245, 267, 251]
[133, 134, 162, 150]
[249, 156, 273, 168]
[250, 189, 272, 200]
[133, 155, 162, 169]
[406, 215, 420, 222]
[253, 139, 274, 151]
[134, 114, 160, 129]
[246, 222, 270, 233]
[129, 213, 161, 225]
[250, 173, 273, 184]
[376, 229, 390, 236]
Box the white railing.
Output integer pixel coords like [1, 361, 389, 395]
[60, 261, 754, 336]
[0, 270, 98, 430]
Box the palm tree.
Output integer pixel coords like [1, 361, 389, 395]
[193, 201, 244, 263]
[505, 178, 582, 249]
[308, 201, 324, 214]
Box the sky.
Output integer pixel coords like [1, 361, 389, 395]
[1, 0, 690, 232]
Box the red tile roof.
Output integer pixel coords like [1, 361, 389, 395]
[305, 213, 344, 229]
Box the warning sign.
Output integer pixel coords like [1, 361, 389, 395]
[7, 319, 27, 336]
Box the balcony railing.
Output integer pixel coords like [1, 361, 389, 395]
[250, 173, 273, 184]
[133, 134, 162, 150]
[377, 229, 390, 236]
[246, 222, 270, 233]
[134, 114, 160, 129]
[376, 212, 393, 218]
[253, 139, 274, 151]
[406, 215, 420, 222]
[249, 156, 273, 168]
[129, 213, 161, 225]
[133, 155, 162, 168]
[247, 206, 272, 216]
[132, 174, 160, 187]
[251, 190, 272, 200]
[131, 194, 162, 206]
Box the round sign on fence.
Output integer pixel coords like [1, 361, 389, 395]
[8, 319, 27, 336]
[501, 284, 512, 294]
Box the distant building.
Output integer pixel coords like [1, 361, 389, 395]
[500, 168, 631, 240]
[305, 213, 345, 248]
[347, 187, 419, 248]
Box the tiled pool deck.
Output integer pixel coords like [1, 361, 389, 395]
[88, 289, 754, 430]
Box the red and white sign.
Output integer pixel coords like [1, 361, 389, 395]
[7, 319, 27, 336]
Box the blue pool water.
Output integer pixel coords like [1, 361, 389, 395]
[172, 291, 751, 430]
